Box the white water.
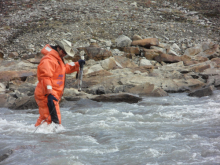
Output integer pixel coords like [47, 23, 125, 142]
[1, 91, 220, 165]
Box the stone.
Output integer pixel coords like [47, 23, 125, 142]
[0, 94, 8, 107]
[91, 93, 142, 103]
[0, 51, 4, 59]
[143, 49, 161, 60]
[8, 52, 19, 58]
[188, 86, 214, 97]
[132, 34, 142, 41]
[183, 45, 203, 56]
[115, 35, 132, 48]
[131, 38, 159, 48]
[154, 53, 181, 63]
[0, 69, 37, 83]
[126, 82, 168, 97]
[101, 57, 122, 70]
[140, 58, 152, 66]
[123, 47, 140, 55]
[191, 64, 210, 73]
[81, 44, 112, 61]
[9, 95, 38, 110]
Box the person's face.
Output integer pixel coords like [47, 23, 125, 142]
[58, 47, 67, 58]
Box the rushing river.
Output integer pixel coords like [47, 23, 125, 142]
[1, 91, 220, 165]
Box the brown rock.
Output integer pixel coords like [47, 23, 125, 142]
[183, 60, 199, 66]
[199, 44, 220, 59]
[191, 64, 210, 73]
[143, 48, 161, 60]
[183, 46, 203, 56]
[193, 56, 209, 62]
[0, 51, 4, 59]
[126, 82, 168, 97]
[123, 47, 140, 54]
[211, 58, 220, 66]
[131, 38, 159, 48]
[123, 53, 136, 59]
[0, 69, 37, 82]
[8, 52, 19, 58]
[132, 34, 142, 41]
[154, 53, 181, 63]
[114, 56, 138, 68]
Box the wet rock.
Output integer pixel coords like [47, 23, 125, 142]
[0, 94, 8, 107]
[9, 95, 38, 110]
[91, 93, 142, 103]
[188, 86, 214, 97]
[0, 150, 13, 163]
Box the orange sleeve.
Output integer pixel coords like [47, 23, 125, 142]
[65, 62, 80, 74]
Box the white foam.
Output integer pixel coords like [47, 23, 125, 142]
[0, 117, 65, 134]
[33, 122, 65, 134]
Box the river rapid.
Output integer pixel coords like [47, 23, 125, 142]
[1, 91, 220, 165]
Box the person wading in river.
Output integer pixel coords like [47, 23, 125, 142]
[34, 39, 85, 127]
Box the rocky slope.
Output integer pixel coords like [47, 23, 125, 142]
[0, 0, 219, 109]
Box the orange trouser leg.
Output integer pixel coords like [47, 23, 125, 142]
[35, 97, 61, 127]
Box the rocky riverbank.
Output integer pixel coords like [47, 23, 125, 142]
[0, 0, 219, 109]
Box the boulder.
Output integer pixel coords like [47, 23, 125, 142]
[132, 34, 142, 41]
[115, 35, 132, 48]
[125, 82, 168, 97]
[122, 47, 140, 55]
[131, 38, 159, 48]
[80, 43, 112, 61]
[91, 93, 142, 103]
[0, 94, 8, 107]
[114, 56, 138, 68]
[190, 64, 210, 73]
[188, 86, 214, 97]
[8, 52, 19, 59]
[9, 95, 38, 110]
[183, 45, 203, 56]
[0, 69, 37, 83]
[196, 44, 219, 59]
[101, 57, 123, 70]
[143, 48, 161, 60]
[139, 59, 152, 66]
[154, 53, 181, 63]
[0, 83, 6, 94]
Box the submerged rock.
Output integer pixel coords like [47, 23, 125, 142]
[91, 93, 142, 103]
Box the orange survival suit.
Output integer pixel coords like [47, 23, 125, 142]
[35, 44, 80, 126]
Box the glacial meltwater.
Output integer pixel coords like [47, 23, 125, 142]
[1, 91, 220, 165]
